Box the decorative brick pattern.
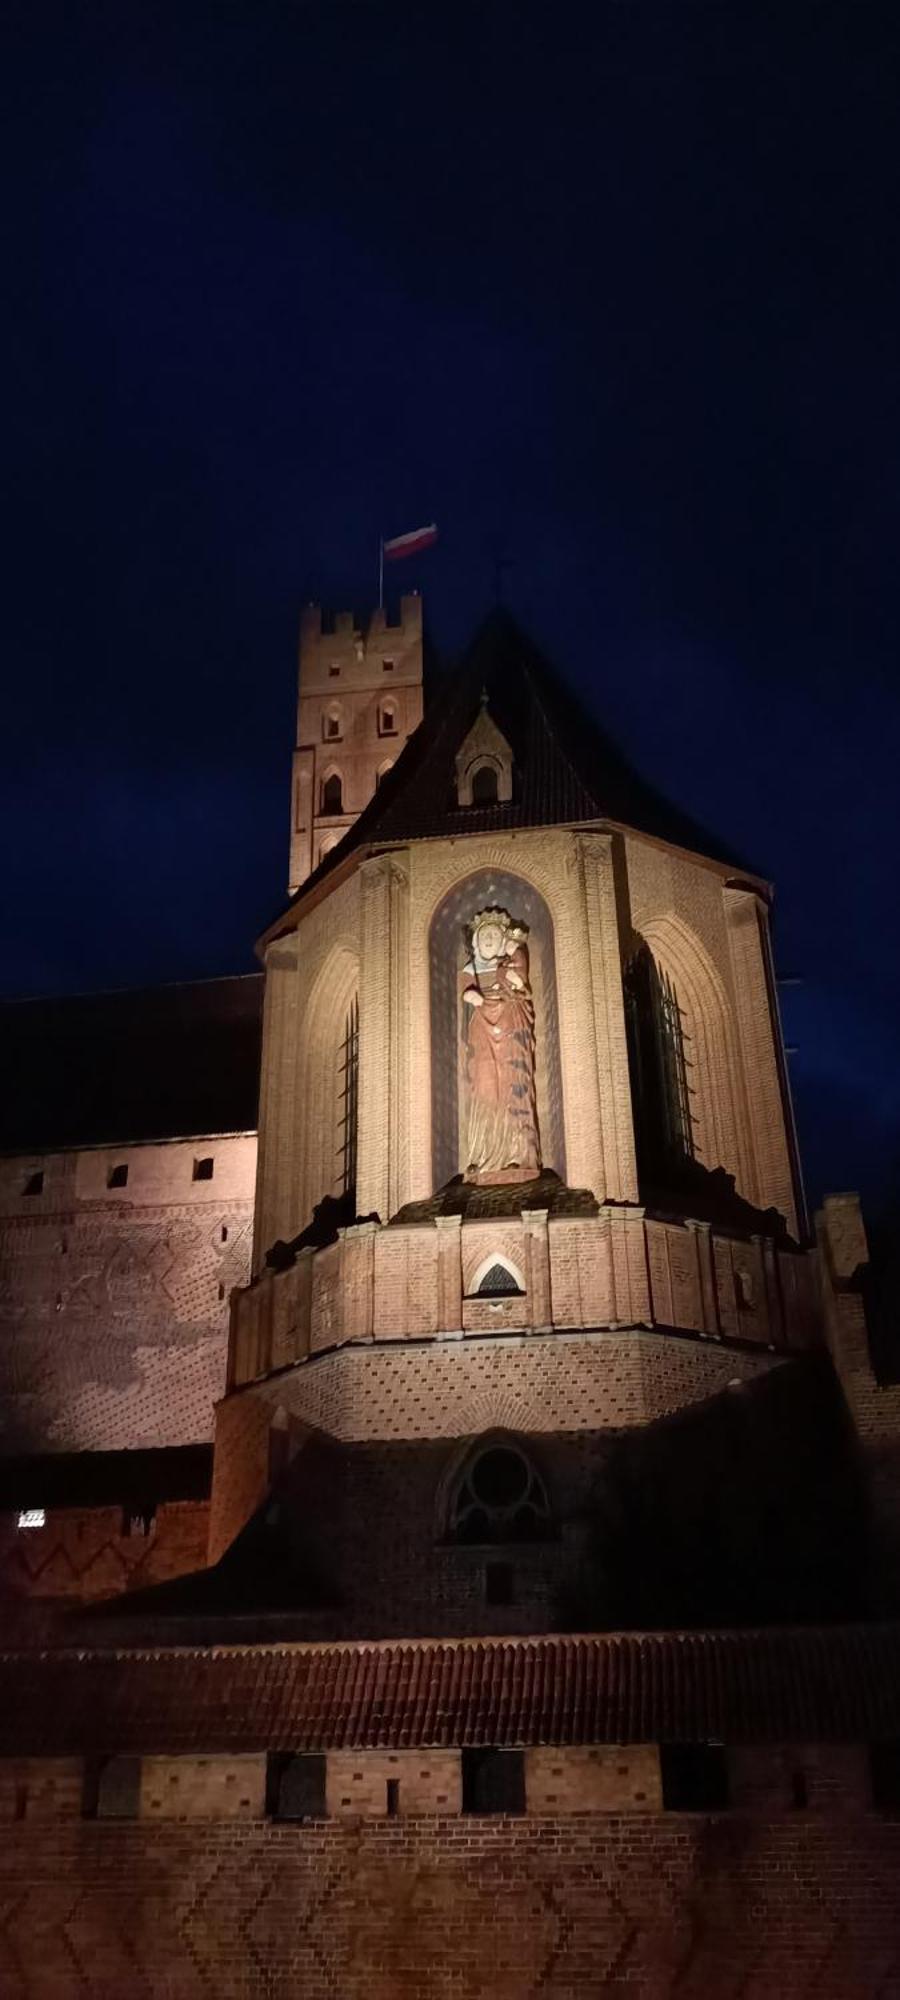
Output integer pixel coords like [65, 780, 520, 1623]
[0, 1136, 255, 1454]
[0, 1815, 898, 1996]
[230, 1329, 778, 1446]
[0, 1500, 210, 1603]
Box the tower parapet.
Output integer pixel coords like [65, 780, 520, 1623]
[288, 595, 423, 892]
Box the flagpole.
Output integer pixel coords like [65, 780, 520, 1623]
[378, 537, 384, 611]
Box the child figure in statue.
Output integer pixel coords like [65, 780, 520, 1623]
[461, 908, 541, 1184]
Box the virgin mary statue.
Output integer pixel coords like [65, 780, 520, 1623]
[461, 908, 541, 1184]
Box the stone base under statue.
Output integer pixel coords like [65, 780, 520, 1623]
[464, 1165, 538, 1185]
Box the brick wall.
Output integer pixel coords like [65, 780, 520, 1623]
[0, 1134, 256, 1454]
[0, 1810, 898, 1996]
[0, 1499, 210, 1603]
[327, 1749, 461, 1818]
[224, 1328, 779, 1447]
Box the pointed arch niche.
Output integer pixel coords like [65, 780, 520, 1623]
[429, 869, 565, 1192]
[632, 913, 750, 1193]
[296, 943, 360, 1222]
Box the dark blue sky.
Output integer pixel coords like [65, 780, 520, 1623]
[3, 1, 899, 1215]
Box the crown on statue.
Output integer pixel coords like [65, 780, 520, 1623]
[467, 907, 528, 962]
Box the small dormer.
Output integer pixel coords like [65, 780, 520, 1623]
[455, 696, 514, 807]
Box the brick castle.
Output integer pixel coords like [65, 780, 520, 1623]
[1, 597, 899, 1995]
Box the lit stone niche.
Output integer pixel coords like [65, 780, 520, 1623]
[455, 699, 514, 807]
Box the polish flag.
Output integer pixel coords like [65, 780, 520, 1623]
[382, 522, 438, 561]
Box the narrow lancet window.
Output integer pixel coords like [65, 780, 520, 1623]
[321, 772, 343, 815]
[336, 995, 359, 1199]
[624, 944, 694, 1181]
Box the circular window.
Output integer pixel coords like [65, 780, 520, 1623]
[451, 1441, 550, 1545]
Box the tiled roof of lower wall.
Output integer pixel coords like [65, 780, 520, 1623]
[2, 1624, 900, 1754]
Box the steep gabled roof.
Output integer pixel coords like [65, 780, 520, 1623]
[269, 612, 761, 937]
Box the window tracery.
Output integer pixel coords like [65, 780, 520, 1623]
[448, 1439, 551, 1545]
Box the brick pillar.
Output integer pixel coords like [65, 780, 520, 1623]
[522, 1207, 551, 1330]
[253, 940, 301, 1273]
[358, 851, 410, 1222]
[436, 1215, 463, 1334]
[339, 1220, 377, 1343]
[686, 1219, 720, 1337]
[609, 1207, 651, 1325]
[724, 886, 798, 1235]
[756, 1231, 784, 1346]
[568, 831, 639, 1203]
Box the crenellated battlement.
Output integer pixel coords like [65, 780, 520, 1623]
[299, 593, 423, 688]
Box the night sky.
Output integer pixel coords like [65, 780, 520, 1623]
[3, 2, 899, 1216]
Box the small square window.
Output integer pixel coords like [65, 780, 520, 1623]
[328, 665, 340, 678]
[107, 1163, 129, 1189]
[87, 1756, 142, 1821]
[23, 1171, 44, 1197]
[660, 1744, 729, 1812]
[193, 1156, 214, 1182]
[382, 658, 395, 672]
[266, 1753, 327, 1821]
[462, 1749, 525, 1816]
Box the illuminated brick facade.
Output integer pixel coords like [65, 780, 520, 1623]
[2, 602, 900, 1995]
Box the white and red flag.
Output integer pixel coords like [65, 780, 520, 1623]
[382, 522, 438, 561]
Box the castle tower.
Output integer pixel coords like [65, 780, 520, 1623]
[288, 594, 424, 892]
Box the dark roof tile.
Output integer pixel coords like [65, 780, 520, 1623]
[1, 1624, 899, 1756]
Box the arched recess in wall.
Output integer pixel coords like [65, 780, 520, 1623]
[635, 914, 751, 1192]
[295, 943, 360, 1225]
[320, 768, 343, 815]
[428, 868, 565, 1192]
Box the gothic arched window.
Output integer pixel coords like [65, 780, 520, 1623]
[335, 995, 359, 1198]
[624, 943, 694, 1181]
[477, 1260, 522, 1297]
[470, 762, 499, 806]
[321, 771, 343, 816]
[449, 1439, 551, 1545]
